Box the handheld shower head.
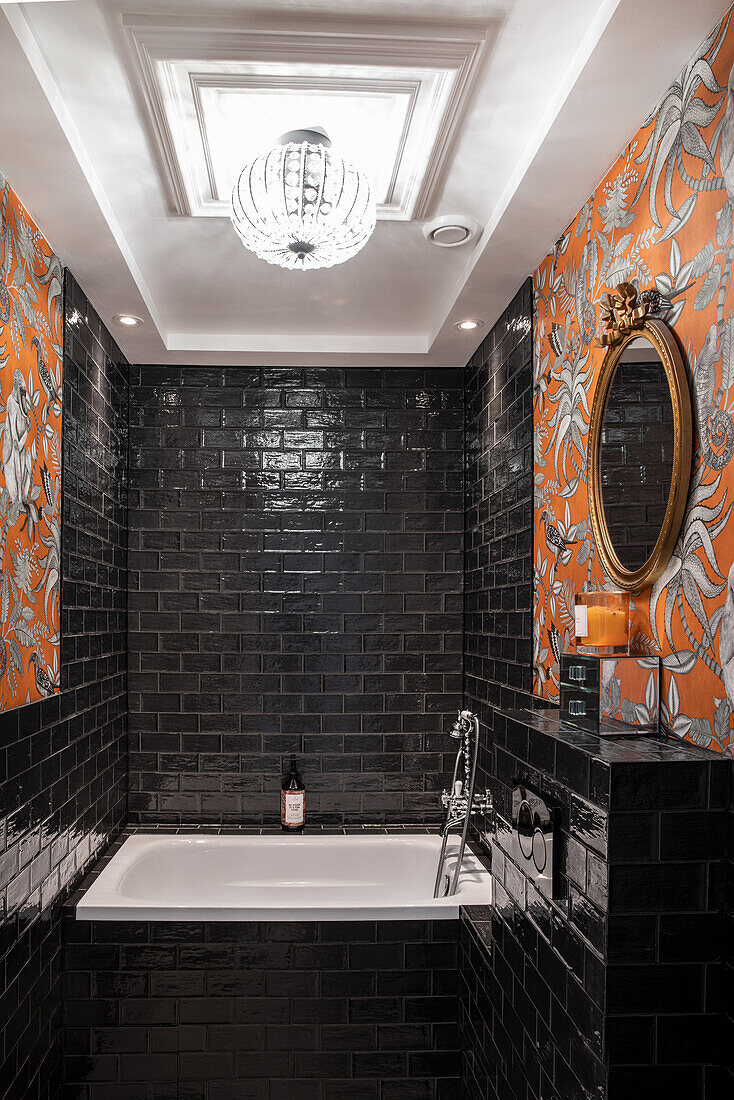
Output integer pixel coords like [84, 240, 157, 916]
[448, 709, 476, 738]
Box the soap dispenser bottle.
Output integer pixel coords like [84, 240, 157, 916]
[281, 757, 305, 832]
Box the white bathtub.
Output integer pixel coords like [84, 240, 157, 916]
[76, 833, 491, 921]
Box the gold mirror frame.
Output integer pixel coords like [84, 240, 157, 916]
[587, 302, 693, 593]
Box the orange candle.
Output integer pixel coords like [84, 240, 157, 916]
[585, 605, 628, 648]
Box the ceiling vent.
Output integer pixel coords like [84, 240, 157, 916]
[423, 214, 480, 247]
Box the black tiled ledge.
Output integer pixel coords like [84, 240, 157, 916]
[494, 705, 728, 814]
[503, 706, 722, 764]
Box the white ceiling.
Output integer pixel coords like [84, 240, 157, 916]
[0, 0, 729, 366]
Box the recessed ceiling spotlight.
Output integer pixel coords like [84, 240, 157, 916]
[113, 314, 144, 327]
[423, 214, 480, 248]
[455, 319, 483, 331]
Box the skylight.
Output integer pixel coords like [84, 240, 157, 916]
[129, 20, 485, 222]
[202, 85, 413, 204]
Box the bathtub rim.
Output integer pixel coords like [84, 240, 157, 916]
[74, 830, 493, 922]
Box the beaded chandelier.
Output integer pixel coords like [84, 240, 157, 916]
[230, 127, 376, 271]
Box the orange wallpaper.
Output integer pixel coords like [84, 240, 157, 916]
[0, 172, 62, 708]
[533, 7, 734, 752]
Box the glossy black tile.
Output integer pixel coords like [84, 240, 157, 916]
[461, 701, 729, 1098]
[127, 365, 464, 825]
[1, 271, 128, 1100]
[62, 911, 460, 1097]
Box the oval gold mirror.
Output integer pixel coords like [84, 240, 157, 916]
[588, 298, 692, 593]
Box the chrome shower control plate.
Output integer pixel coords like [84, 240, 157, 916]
[495, 784, 557, 900]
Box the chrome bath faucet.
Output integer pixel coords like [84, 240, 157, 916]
[433, 709, 492, 898]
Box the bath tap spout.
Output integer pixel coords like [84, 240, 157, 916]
[441, 814, 465, 837]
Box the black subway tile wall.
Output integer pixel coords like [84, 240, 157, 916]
[723, 767, 733, 1091]
[464, 278, 534, 724]
[463, 279, 535, 839]
[0, 272, 128, 1100]
[61, 880, 461, 1099]
[460, 711, 609, 1100]
[127, 366, 463, 826]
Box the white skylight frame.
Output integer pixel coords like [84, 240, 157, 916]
[125, 16, 488, 223]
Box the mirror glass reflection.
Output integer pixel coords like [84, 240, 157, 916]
[599, 336, 674, 572]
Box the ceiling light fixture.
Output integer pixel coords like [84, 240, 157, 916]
[455, 319, 483, 331]
[230, 126, 376, 271]
[113, 314, 144, 327]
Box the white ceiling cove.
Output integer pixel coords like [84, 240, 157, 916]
[0, 0, 729, 366]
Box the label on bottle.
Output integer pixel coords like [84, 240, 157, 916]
[281, 790, 305, 827]
[574, 604, 588, 638]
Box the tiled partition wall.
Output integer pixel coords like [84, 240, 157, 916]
[460, 710, 729, 1100]
[460, 277, 536, 1093]
[0, 273, 129, 1100]
[460, 276, 732, 1098]
[127, 366, 464, 825]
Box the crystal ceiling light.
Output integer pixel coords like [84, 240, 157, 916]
[230, 126, 376, 271]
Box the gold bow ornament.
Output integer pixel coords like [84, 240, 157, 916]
[597, 282, 649, 347]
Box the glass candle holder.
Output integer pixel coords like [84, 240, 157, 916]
[574, 591, 629, 655]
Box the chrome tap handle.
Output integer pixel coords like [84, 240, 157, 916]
[472, 789, 492, 814]
[441, 779, 465, 810]
[441, 788, 487, 816]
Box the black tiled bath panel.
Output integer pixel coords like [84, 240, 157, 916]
[127, 365, 464, 825]
[61, 914, 461, 1099]
[0, 273, 129, 1100]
